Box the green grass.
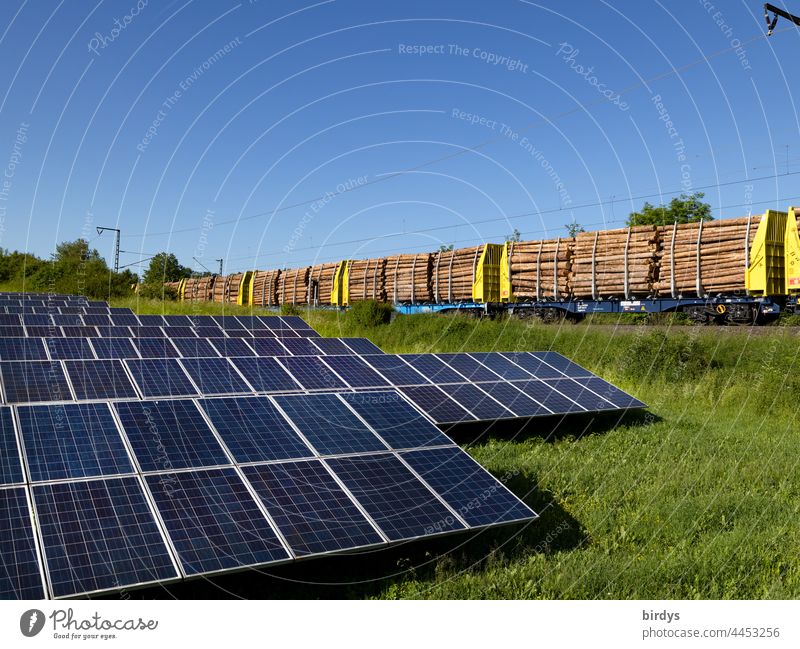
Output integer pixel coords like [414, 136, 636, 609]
[108, 298, 800, 599]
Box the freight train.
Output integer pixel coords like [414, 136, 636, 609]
[167, 206, 800, 325]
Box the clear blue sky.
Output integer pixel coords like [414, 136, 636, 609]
[0, 0, 798, 275]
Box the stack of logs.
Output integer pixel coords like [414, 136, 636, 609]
[571, 226, 659, 298]
[385, 253, 433, 303]
[433, 246, 482, 302]
[655, 216, 760, 295]
[250, 269, 280, 307]
[277, 267, 309, 305]
[507, 239, 573, 300]
[307, 262, 339, 305]
[347, 258, 386, 303]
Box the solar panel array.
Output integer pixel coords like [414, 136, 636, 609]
[0, 293, 645, 600]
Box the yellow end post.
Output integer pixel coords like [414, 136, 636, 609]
[331, 261, 349, 306]
[786, 207, 800, 294]
[499, 242, 513, 302]
[177, 278, 186, 301]
[237, 271, 253, 306]
[472, 243, 503, 302]
[745, 210, 786, 296]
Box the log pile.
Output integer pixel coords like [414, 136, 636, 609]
[655, 216, 760, 296]
[571, 226, 659, 298]
[307, 262, 339, 305]
[250, 270, 280, 307]
[183, 276, 215, 302]
[508, 239, 573, 300]
[433, 246, 482, 302]
[347, 258, 386, 302]
[385, 253, 433, 303]
[277, 267, 309, 305]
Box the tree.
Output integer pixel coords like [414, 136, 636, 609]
[505, 228, 521, 243]
[627, 192, 712, 227]
[564, 222, 585, 237]
[438, 244, 454, 252]
[142, 253, 191, 285]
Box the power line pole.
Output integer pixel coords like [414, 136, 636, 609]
[96, 227, 121, 272]
[216, 259, 223, 275]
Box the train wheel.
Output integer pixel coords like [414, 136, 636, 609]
[682, 305, 710, 325]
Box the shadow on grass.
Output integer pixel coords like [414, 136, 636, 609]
[96, 473, 584, 600]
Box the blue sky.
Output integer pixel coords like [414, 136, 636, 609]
[0, 0, 798, 275]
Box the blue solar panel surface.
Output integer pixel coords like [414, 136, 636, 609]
[0, 487, 45, 599]
[321, 355, 391, 388]
[230, 357, 301, 393]
[64, 359, 139, 401]
[45, 337, 96, 360]
[1, 361, 73, 403]
[399, 385, 476, 424]
[278, 356, 347, 390]
[0, 408, 22, 485]
[178, 357, 251, 395]
[126, 358, 198, 398]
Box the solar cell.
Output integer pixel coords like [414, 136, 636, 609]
[249, 338, 288, 356]
[400, 354, 465, 384]
[468, 352, 534, 380]
[242, 460, 385, 556]
[89, 337, 139, 359]
[235, 316, 268, 330]
[21, 314, 51, 326]
[178, 358, 251, 395]
[115, 400, 228, 471]
[398, 385, 476, 424]
[162, 326, 196, 338]
[25, 325, 61, 338]
[511, 379, 586, 413]
[213, 316, 245, 329]
[33, 477, 178, 597]
[279, 338, 321, 356]
[544, 378, 617, 412]
[18, 403, 133, 481]
[0, 326, 26, 337]
[568, 377, 647, 410]
[341, 391, 453, 449]
[61, 325, 99, 338]
[0, 338, 47, 361]
[45, 337, 96, 360]
[278, 356, 348, 390]
[309, 338, 352, 355]
[208, 337, 255, 357]
[401, 447, 536, 527]
[259, 316, 283, 329]
[274, 394, 387, 455]
[193, 325, 225, 338]
[199, 396, 313, 462]
[361, 354, 429, 386]
[277, 315, 309, 330]
[110, 314, 140, 327]
[230, 357, 302, 393]
[133, 338, 180, 358]
[341, 338, 384, 355]
[137, 315, 166, 327]
[224, 329, 254, 338]
[163, 315, 192, 327]
[436, 353, 501, 382]
[144, 468, 289, 575]
[51, 314, 84, 327]
[0, 487, 45, 599]
[94, 325, 131, 337]
[169, 337, 219, 358]
[321, 355, 391, 388]
[129, 326, 166, 338]
[501, 352, 563, 379]
[438, 383, 514, 420]
[532, 351, 594, 378]
[250, 329, 277, 338]
[0, 314, 20, 326]
[0, 361, 73, 403]
[64, 359, 139, 401]
[478, 381, 552, 417]
[325, 454, 465, 541]
[0, 408, 22, 485]
[271, 329, 299, 339]
[125, 358, 199, 398]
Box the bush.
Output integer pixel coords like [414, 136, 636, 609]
[280, 303, 302, 316]
[348, 300, 393, 327]
[138, 282, 178, 300]
[620, 331, 712, 383]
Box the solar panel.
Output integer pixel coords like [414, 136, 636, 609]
[532, 352, 594, 378]
[1, 361, 73, 403]
[501, 352, 563, 379]
[213, 315, 245, 329]
[235, 316, 268, 330]
[115, 400, 229, 471]
[276, 315, 310, 330]
[0, 326, 26, 337]
[64, 359, 140, 401]
[18, 403, 133, 481]
[61, 325, 99, 338]
[208, 337, 255, 357]
[32, 477, 178, 598]
[544, 377, 617, 412]
[132, 338, 180, 358]
[401, 447, 536, 527]
[398, 385, 476, 424]
[170, 337, 219, 358]
[321, 355, 391, 388]
[178, 358, 252, 395]
[129, 326, 166, 338]
[361, 354, 429, 386]
[309, 338, 353, 355]
[0, 408, 22, 485]
[110, 314, 140, 327]
[278, 356, 348, 390]
[259, 316, 283, 329]
[0, 338, 47, 361]
[436, 353, 502, 382]
[571, 377, 647, 409]
[341, 338, 384, 355]
[325, 454, 465, 541]
[224, 329, 254, 338]
[144, 468, 289, 575]
[249, 338, 288, 356]
[250, 329, 277, 338]
[271, 329, 299, 338]
[0, 314, 20, 326]
[242, 460, 385, 556]
[89, 337, 139, 359]
[51, 314, 84, 326]
[0, 487, 45, 599]
[25, 325, 61, 338]
[400, 354, 465, 384]
[510, 379, 586, 413]
[230, 357, 302, 393]
[45, 337, 96, 360]
[280, 338, 322, 356]
[468, 352, 535, 380]
[198, 396, 313, 462]
[478, 381, 552, 418]
[125, 358, 199, 398]
[193, 325, 225, 338]
[274, 394, 388, 455]
[438, 383, 514, 420]
[162, 326, 196, 338]
[163, 315, 192, 327]
[137, 315, 166, 327]
[341, 391, 454, 449]
[95, 325, 131, 337]
[21, 314, 51, 326]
